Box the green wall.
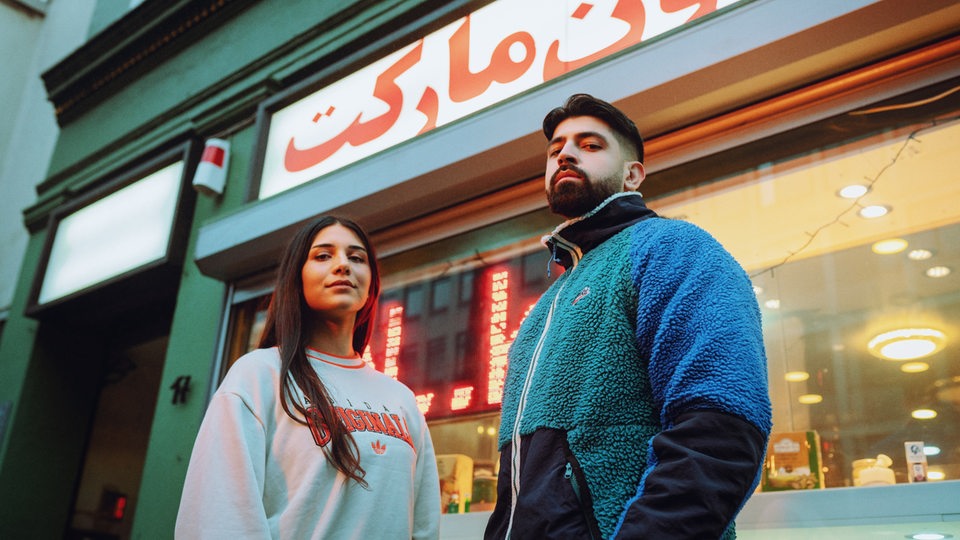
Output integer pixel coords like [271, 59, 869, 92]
[1, 1, 475, 536]
[130, 124, 255, 539]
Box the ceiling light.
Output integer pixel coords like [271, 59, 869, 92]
[868, 328, 946, 361]
[872, 238, 908, 254]
[764, 299, 780, 309]
[925, 266, 951, 278]
[837, 184, 869, 198]
[798, 394, 823, 404]
[907, 534, 952, 540]
[927, 471, 945, 481]
[859, 205, 890, 218]
[908, 249, 933, 261]
[924, 445, 941, 456]
[784, 371, 810, 382]
[911, 408, 937, 420]
[752, 285, 763, 295]
[900, 362, 930, 373]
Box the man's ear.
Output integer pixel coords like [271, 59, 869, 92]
[623, 161, 645, 192]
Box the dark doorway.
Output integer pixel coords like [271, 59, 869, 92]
[65, 330, 168, 540]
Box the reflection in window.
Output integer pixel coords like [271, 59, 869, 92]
[431, 277, 452, 313]
[225, 99, 959, 507]
[654, 116, 960, 489]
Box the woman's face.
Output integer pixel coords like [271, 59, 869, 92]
[301, 224, 371, 318]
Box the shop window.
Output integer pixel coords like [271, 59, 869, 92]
[405, 284, 424, 319]
[223, 86, 959, 514]
[652, 116, 960, 491]
[458, 271, 473, 305]
[430, 277, 452, 313]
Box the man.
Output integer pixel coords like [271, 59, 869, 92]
[484, 94, 772, 539]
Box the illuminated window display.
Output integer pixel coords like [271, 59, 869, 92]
[227, 110, 958, 508]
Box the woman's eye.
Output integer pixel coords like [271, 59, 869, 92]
[349, 255, 366, 263]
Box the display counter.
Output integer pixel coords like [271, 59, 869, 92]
[438, 480, 960, 539]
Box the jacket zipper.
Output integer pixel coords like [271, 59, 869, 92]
[565, 462, 599, 540]
[505, 237, 583, 538]
[505, 275, 568, 538]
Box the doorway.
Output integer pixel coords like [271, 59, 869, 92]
[65, 331, 168, 540]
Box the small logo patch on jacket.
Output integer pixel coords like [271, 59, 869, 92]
[572, 286, 590, 305]
[372, 440, 387, 455]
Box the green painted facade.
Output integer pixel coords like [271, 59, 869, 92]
[0, 1, 474, 537]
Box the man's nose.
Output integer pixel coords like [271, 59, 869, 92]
[557, 143, 578, 164]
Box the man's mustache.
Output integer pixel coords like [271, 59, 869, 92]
[550, 164, 588, 188]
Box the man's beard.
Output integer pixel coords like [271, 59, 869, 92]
[547, 165, 620, 218]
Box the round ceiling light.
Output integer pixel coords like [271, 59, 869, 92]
[900, 362, 930, 373]
[859, 205, 890, 218]
[926, 266, 952, 278]
[872, 238, 908, 254]
[868, 328, 946, 361]
[784, 371, 810, 382]
[838, 184, 869, 199]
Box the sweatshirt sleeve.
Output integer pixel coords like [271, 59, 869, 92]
[614, 221, 772, 539]
[411, 412, 441, 540]
[175, 392, 271, 539]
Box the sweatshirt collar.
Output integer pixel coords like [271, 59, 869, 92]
[542, 192, 658, 270]
[305, 347, 366, 369]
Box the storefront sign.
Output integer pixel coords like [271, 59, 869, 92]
[33, 161, 185, 306]
[258, 0, 743, 198]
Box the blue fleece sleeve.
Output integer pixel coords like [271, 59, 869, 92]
[632, 219, 771, 433]
[613, 220, 772, 539]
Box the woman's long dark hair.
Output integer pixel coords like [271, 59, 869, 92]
[258, 216, 381, 486]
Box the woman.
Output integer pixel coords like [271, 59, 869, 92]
[176, 216, 440, 539]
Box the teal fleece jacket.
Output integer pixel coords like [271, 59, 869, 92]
[491, 193, 772, 539]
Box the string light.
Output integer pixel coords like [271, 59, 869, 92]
[751, 118, 957, 279]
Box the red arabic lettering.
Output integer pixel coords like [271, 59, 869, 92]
[543, 0, 646, 81]
[448, 16, 536, 103]
[661, 0, 717, 22]
[283, 41, 426, 173]
[416, 86, 439, 135]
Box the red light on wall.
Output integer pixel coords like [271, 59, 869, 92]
[384, 304, 404, 380]
[362, 345, 374, 369]
[451, 385, 474, 411]
[487, 269, 510, 405]
[416, 392, 435, 415]
[99, 488, 127, 522]
[510, 302, 536, 340]
[112, 495, 127, 520]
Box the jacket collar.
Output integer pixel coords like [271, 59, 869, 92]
[542, 192, 658, 270]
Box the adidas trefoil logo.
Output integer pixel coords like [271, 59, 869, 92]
[572, 286, 590, 305]
[372, 440, 387, 455]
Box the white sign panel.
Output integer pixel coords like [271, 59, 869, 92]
[37, 161, 184, 305]
[259, 0, 744, 198]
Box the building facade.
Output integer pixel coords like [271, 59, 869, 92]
[0, 0, 95, 346]
[0, 0, 958, 538]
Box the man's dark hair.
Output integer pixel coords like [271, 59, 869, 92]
[543, 93, 644, 163]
